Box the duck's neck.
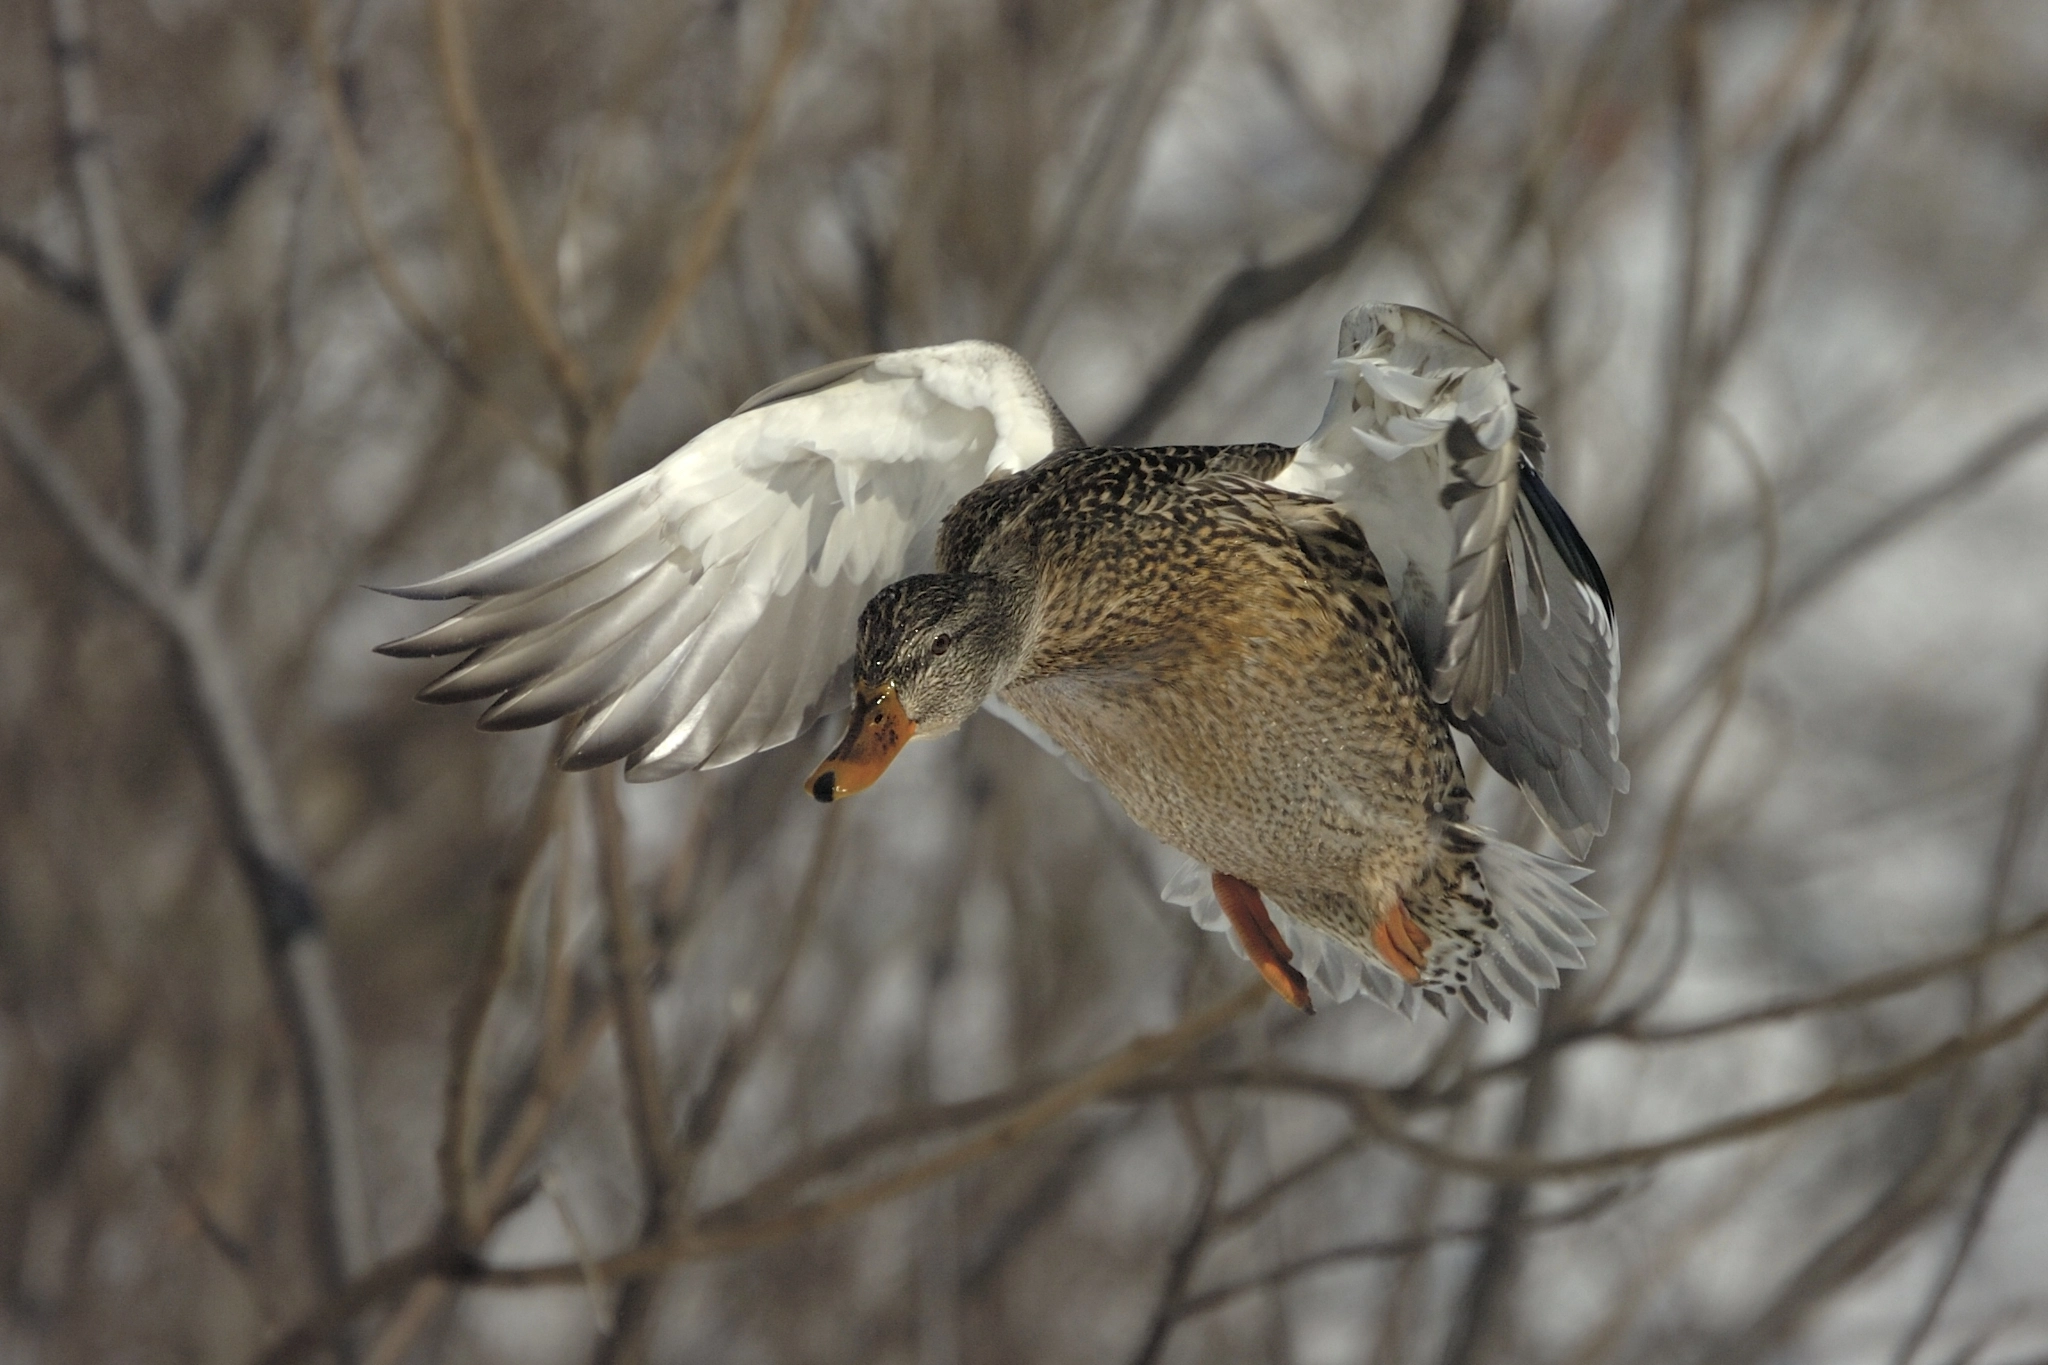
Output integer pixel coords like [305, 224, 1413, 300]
[976, 567, 1040, 700]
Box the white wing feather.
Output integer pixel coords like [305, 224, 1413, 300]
[379, 341, 1072, 779]
[1277, 303, 1627, 855]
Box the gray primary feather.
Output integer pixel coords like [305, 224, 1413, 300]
[1279, 302, 1627, 855]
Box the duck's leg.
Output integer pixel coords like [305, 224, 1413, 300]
[1371, 898, 1432, 984]
[1211, 872, 1313, 1013]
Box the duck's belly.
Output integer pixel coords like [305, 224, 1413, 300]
[1002, 637, 1457, 914]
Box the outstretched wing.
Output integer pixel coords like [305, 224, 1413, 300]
[378, 341, 1077, 780]
[1276, 303, 1627, 855]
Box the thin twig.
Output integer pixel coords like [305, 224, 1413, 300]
[673, 806, 844, 1195]
[591, 773, 674, 1209]
[1175, 1183, 1628, 1321]
[602, 0, 820, 439]
[304, 0, 550, 459]
[254, 982, 1271, 1360]
[0, 382, 178, 618]
[195, 376, 297, 596]
[48, 0, 188, 572]
[1125, 1111, 1234, 1365]
[0, 219, 98, 307]
[440, 768, 564, 1241]
[1637, 402, 2048, 749]
[429, 0, 593, 420]
[1105, 0, 1510, 443]
[1887, 1070, 2047, 1365]
[363, 1001, 616, 1365]
[1, 229, 372, 1305]
[588, 772, 673, 1360]
[1003, 0, 1209, 357]
[1590, 408, 1780, 1011]
[1342, 984, 2048, 1180]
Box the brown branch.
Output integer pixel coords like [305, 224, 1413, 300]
[364, 1001, 616, 1365]
[429, 0, 593, 420]
[1886, 1069, 2046, 1365]
[1, 247, 371, 1306]
[1689, 1094, 1991, 1365]
[441, 768, 564, 1241]
[602, 0, 819, 435]
[1105, 0, 1510, 443]
[1343, 983, 2048, 1180]
[673, 806, 844, 1195]
[1773, 404, 2048, 623]
[1591, 410, 1780, 1012]
[303, 0, 552, 460]
[253, 982, 1270, 1360]
[0, 381, 178, 618]
[1636, 402, 2048, 747]
[588, 772, 674, 1360]
[1437, 1039, 1561, 1365]
[1003, 0, 1209, 357]
[1608, 0, 1710, 641]
[1625, 907, 2048, 1045]
[0, 219, 98, 308]
[475, 981, 1270, 1287]
[1173, 1183, 1628, 1322]
[591, 773, 673, 1203]
[48, 0, 188, 572]
[194, 376, 296, 596]
[1125, 1113, 1233, 1365]
[253, 1238, 482, 1365]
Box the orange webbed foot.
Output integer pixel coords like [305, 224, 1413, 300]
[1370, 898, 1432, 984]
[1211, 872, 1314, 1013]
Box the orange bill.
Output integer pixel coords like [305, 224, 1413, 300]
[808, 683, 916, 802]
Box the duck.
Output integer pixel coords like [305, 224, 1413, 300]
[378, 303, 1627, 1019]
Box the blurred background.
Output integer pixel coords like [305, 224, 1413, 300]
[5, 0, 2048, 1361]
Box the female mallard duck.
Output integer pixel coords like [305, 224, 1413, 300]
[380, 303, 1626, 1019]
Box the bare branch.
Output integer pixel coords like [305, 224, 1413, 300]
[673, 806, 843, 1195]
[1125, 1113, 1232, 1365]
[588, 772, 675, 1361]
[429, 0, 594, 420]
[0, 379, 178, 618]
[1887, 1070, 2046, 1365]
[194, 379, 297, 596]
[1175, 1183, 1629, 1322]
[304, 0, 555, 460]
[602, 0, 820, 443]
[1105, 0, 1510, 443]
[441, 768, 563, 1241]
[253, 982, 1271, 1360]
[1344, 984, 2048, 1180]
[0, 385, 371, 1291]
[48, 0, 188, 571]
[1004, 0, 1210, 358]
[1592, 410, 1780, 1012]
[0, 219, 98, 308]
[1773, 404, 2048, 622]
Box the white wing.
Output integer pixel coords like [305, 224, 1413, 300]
[378, 341, 1077, 780]
[1276, 303, 1627, 855]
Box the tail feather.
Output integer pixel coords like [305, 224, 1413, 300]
[1164, 833, 1603, 1021]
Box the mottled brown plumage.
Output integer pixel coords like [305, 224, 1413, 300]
[888, 442, 1507, 1007]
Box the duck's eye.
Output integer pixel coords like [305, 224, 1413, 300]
[931, 633, 953, 657]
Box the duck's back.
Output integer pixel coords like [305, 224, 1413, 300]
[951, 445, 1471, 943]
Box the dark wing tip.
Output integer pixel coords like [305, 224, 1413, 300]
[1518, 460, 1614, 617]
[371, 579, 464, 602]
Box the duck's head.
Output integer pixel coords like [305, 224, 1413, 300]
[807, 573, 1026, 802]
